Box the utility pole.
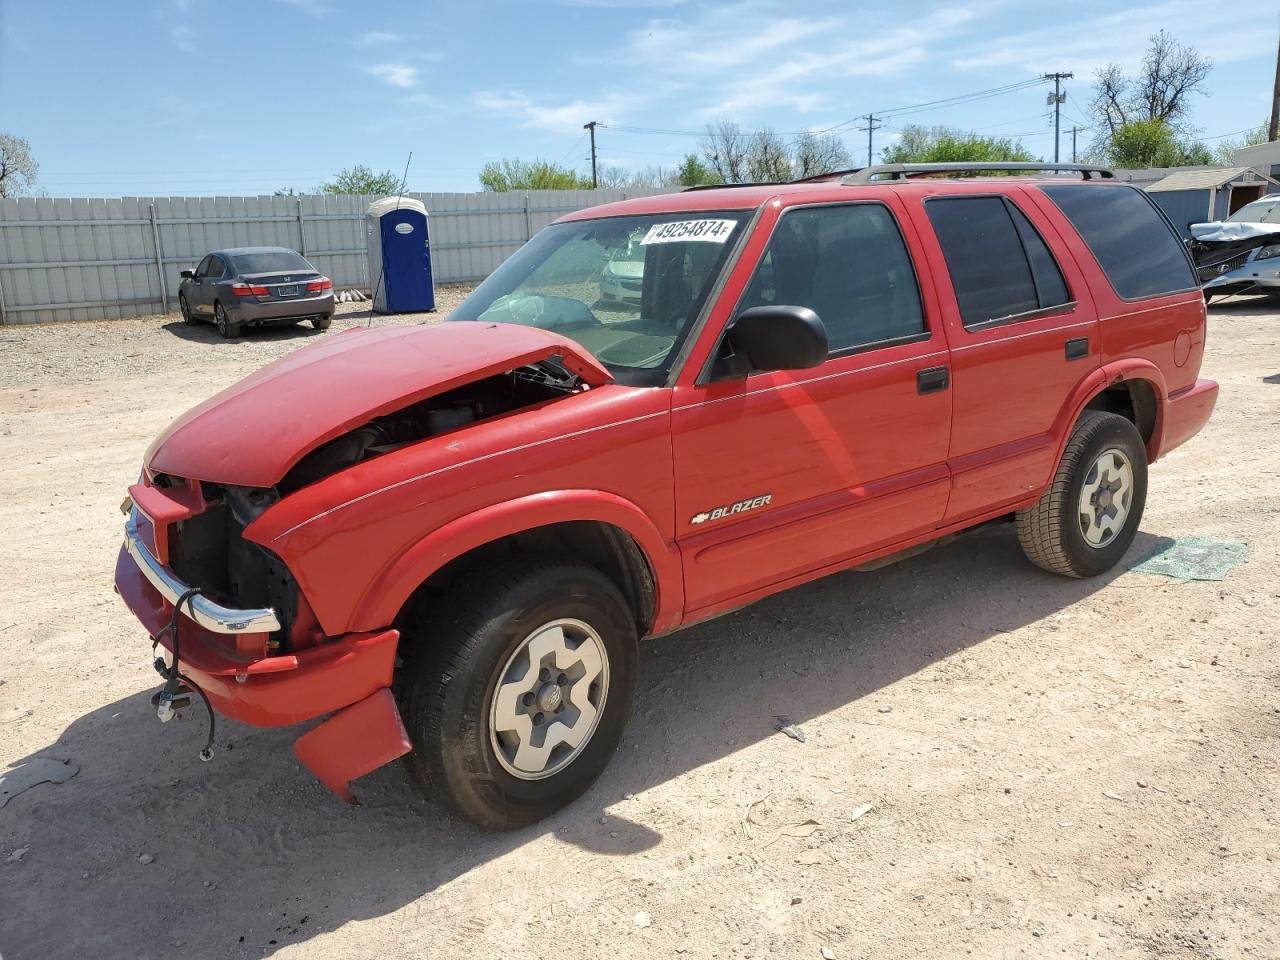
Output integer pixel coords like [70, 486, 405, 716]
[1043, 72, 1072, 163]
[1068, 126, 1080, 163]
[584, 121, 599, 188]
[1269, 21, 1280, 142]
[858, 114, 882, 166]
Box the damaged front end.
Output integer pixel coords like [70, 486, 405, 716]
[114, 321, 612, 800]
[1190, 221, 1280, 298]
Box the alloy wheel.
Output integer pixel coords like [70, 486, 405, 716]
[488, 618, 609, 780]
[1078, 448, 1134, 548]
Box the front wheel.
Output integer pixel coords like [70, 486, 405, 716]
[179, 294, 196, 325]
[1016, 410, 1148, 578]
[397, 558, 638, 830]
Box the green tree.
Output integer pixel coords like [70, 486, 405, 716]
[1090, 31, 1212, 158]
[1105, 119, 1212, 168]
[0, 133, 39, 198]
[319, 165, 402, 195]
[881, 125, 1036, 164]
[676, 153, 721, 186]
[479, 158, 592, 191]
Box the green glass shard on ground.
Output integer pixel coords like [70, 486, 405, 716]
[1130, 536, 1249, 581]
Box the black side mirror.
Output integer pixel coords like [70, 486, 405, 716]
[724, 305, 828, 374]
[180, 269, 195, 279]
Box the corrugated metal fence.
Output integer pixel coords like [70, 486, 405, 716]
[0, 189, 663, 324]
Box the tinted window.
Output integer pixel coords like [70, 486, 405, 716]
[195, 255, 212, 277]
[926, 196, 1071, 328]
[206, 256, 225, 280]
[1039, 184, 1196, 299]
[739, 203, 925, 354]
[1008, 202, 1070, 309]
[229, 250, 313, 274]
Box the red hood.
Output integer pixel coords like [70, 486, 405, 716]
[145, 322, 612, 487]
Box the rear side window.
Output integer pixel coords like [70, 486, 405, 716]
[925, 196, 1071, 329]
[1039, 184, 1196, 300]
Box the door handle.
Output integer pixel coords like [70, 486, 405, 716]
[1065, 337, 1090, 361]
[916, 365, 949, 395]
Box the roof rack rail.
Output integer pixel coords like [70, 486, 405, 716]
[841, 162, 1115, 184]
[788, 168, 864, 184]
[681, 180, 779, 192]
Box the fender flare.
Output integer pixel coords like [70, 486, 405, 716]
[1051, 359, 1169, 470]
[348, 489, 684, 635]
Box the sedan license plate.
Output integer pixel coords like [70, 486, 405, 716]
[277, 284, 299, 297]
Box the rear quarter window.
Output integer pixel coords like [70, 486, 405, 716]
[1038, 184, 1196, 300]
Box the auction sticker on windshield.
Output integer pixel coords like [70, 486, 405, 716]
[640, 219, 737, 245]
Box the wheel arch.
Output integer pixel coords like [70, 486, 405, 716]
[1055, 361, 1168, 467]
[350, 490, 684, 639]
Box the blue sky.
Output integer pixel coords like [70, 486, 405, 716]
[0, 0, 1275, 196]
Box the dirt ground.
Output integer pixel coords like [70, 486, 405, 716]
[0, 295, 1277, 960]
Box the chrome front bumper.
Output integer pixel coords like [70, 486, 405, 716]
[123, 508, 281, 634]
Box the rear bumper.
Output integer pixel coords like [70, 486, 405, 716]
[1156, 378, 1218, 460]
[230, 292, 334, 324]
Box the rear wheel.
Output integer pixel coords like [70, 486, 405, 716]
[214, 302, 240, 339]
[1016, 411, 1148, 578]
[311, 313, 332, 330]
[397, 558, 637, 830]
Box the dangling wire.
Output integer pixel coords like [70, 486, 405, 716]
[151, 588, 217, 761]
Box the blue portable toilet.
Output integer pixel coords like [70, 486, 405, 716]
[366, 196, 435, 312]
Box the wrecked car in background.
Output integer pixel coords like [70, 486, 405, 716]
[1190, 195, 1280, 299]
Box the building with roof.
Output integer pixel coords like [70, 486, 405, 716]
[1138, 166, 1277, 238]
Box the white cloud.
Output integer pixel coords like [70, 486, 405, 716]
[366, 63, 419, 88]
[170, 24, 195, 53]
[617, 3, 981, 122]
[951, 0, 1271, 76]
[274, 0, 326, 17]
[356, 31, 399, 46]
[473, 90, 638, 132]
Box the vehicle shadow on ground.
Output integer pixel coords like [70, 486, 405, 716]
[160, 321, 326, 345]
[0, 525, 1171, 960]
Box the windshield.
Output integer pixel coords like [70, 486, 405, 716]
[1226, 198, 1280, 223]
[230, 250, 313, 274]
[450, 212, 750, 383]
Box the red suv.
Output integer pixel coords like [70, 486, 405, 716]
[115, 163, 1218, 829]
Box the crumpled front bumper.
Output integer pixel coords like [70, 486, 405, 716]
[114, 511, 411, 800]
[1202, 258, 1280, 294]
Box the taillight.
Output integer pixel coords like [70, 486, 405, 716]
[232, 282, 269, 297]
[307, 277, 333, 293]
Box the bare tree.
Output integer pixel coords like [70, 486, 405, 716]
[792, 131, 853, 178]
[700, 120, 750, 184]
[0, 133, 38, 198]
[745, 128, 793, 182]
[1089, 31, 1212, 151]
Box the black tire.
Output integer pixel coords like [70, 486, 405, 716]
[398, 558, 638, 830]
[214, 302, 240, 339]
[178, 294, 197, 325]
[311, 313, 332, 330]
[1016, 410, 1148, 578]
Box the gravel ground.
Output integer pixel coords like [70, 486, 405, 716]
[0, 295, 1277, 960]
